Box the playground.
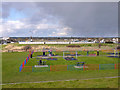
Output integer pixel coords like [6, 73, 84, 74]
[2, 46, 119, 88]
[18, 49, 119, 72]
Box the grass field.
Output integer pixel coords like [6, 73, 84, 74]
[2, 51, 119, 88]
[2, 78, 118, 88]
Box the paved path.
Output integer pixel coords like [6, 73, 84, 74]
[1, 76, 120, 85]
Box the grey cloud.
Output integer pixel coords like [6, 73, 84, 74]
[2, 2, 118, 37]
[39, 3, 118, 37]
[27, 2, 118, 37]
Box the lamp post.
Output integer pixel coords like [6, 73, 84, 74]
[29, 30, 33, 42]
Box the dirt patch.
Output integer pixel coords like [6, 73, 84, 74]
[2, 44, 116, 52]
[4, 44, 14, 49]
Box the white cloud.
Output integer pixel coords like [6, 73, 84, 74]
[52, 32, 55, 33]
[1, 19, 72, 37]
[1, 20, 26, 36]
[57, 32, 67, 36]
[49, 26, 72, 36]
[32, 30, 37, 34]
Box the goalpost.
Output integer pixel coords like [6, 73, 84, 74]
[63, 51, 77, 59]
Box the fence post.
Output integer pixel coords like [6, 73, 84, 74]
[32, 66, 33, 72]
[26, 58, 27, 63]
[24, 60, 26, 65]
[76, 51, 77, 58]
[55, 65, 56, 71]
[63, 52, 64, 58]
[115, 64, 116, 69]
[99, 64, 100, 70]
[28, 56, 29, 60]
[83, 65, 85, 71]
[67, 65, 68, 71]
[19, 67, 21, 72]
[50, 65, 51, 71]
[22, 62, 24, 68]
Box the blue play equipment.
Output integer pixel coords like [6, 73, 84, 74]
[77, 62, 85, 66]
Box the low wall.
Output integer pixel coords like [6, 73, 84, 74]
[19, 42, 44, 44]
[19, 42, 95, 44]
[70, 42, 95, 44]
[45, 42, 69, 44]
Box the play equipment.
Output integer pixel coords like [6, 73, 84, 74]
[48, 49, 52, 56]
[43, 51, 46, 56]
[38, 60, 46, 65]
[48, 49, 57, 56]
[20, 63, 119, 72]
[63, 50, 100, 59]
[63, 51, 79, 59]
[84, 64, 99, 70]
[47, 57, 57, 60]
[89, 54, 96, 56]
[41, 50, 47, 56]
[86, 50, 99, 56]
[34, 65, 48, 67]
[19, 50, 34, 72]
[114, 49, 116, 56]
[87, 51, 89, 56]
[38, 49, 57, 57]
[76, 62, 85, 66]
[97, 51, 99, 56]
[73, 62, 86, 69]
[101, 49, 113, 52]
[21, 66, 33, 72]
[50, 65, 67, 71]
[107, 56, 120, 58]
[107, 49, 120, 58]
[64, 57, 77, 60]
[38, 60, 42, 65]
[37, 51, 47, 57]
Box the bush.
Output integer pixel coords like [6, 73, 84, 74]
[117, 46, 120, 50]
[23, 45, 32, 51]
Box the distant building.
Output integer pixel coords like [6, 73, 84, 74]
[112, 38, 118, 43]
[2, 37, 10, 40]
[100, 39, 105, 43]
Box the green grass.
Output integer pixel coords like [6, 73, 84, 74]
[26, 56, 118, 66]
[2, 52, 118, 88]
[2, 78, 118, 88]
[28, 52, 118, 66]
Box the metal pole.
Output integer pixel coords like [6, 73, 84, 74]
[114, 49, 116, 56]
[76, 51, 77, 58]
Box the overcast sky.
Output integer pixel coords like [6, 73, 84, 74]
[1, 2, 118, 37]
